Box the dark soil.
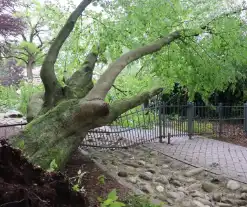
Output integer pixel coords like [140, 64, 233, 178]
[64, 149, 129, 207]
[212, 123, 247, 147]
[0, 139, 89, 207]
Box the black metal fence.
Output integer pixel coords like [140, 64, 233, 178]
[1, 102, 247, 148]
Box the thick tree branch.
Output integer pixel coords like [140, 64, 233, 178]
[106, 87, 163, 122]
[40, 0, 92, 108]
[2, 55, 28, 64]
[86, 31, 181, 100]
[65, 52, 97, 99]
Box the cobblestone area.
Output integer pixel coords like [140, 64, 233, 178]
[146, 135, 247, 183]
[82, 146, 247, 207]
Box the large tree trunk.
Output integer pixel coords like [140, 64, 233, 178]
[12, 99, 89, 170]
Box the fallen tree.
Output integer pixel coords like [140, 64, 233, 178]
[9, 0, 246, 170]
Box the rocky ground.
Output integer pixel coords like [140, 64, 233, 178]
[82, 145, 247, 207]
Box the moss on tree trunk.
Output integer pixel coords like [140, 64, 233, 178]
[11, 99, 91, 170]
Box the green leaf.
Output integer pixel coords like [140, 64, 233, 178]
[50, 159, 58, 170]
[72, 184, 80, 192]
[18, 140, 25, 150]
[107, 189, 117, 201]
[103, 198, 113, 205]
[110, 202, 126, 207]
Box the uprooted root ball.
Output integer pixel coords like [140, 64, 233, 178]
[0, 140, 89, 207]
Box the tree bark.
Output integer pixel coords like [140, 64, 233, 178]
[64, 52, 97, 99]
[40, 0, 92, 109]
[26, 56, 35, 81]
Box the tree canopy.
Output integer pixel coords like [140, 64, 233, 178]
[88, 0, 247, 100]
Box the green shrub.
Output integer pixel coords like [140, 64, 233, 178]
[174, 120, 213, 134]
[0, 82, 43, 114]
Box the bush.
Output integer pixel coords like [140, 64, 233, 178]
[0, 82, 43, 114]
[174, 120, 213, 134]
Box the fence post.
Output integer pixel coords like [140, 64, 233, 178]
[187, 102, 194, 139]
[158, 103, 163, 143]
[244, 102, 247, 135]
[218, 103, 223, 138]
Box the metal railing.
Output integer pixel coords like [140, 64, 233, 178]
[1, 102, 247, 148]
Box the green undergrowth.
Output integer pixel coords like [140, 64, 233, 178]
[173, 120, 214, 134]
[0, 82, 43, 114]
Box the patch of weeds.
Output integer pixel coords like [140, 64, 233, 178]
[98, 174, 105, 185]
[47, 159, 58, 172]
[98, 189, 125, 207]
[70, 168, 87, 193]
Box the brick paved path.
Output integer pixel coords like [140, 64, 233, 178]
[145, 135, 247, 183]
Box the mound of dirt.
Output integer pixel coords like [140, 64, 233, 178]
[0, 140, 89, 207]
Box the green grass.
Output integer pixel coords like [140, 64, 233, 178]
[174, 120, 214, 134]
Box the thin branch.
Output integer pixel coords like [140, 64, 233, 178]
[2, 55, 28, 64]
[135, 65, 144, 77]
[36, 31, 44, 49]
[21, 34, 27, 41]
[112, 85, 127, 95]
[23, 47, 33, 56]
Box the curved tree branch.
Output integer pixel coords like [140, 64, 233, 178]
[106, 87, 163, 122]
[40, 0, 92, 108]
[85, 31, 181, 100]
